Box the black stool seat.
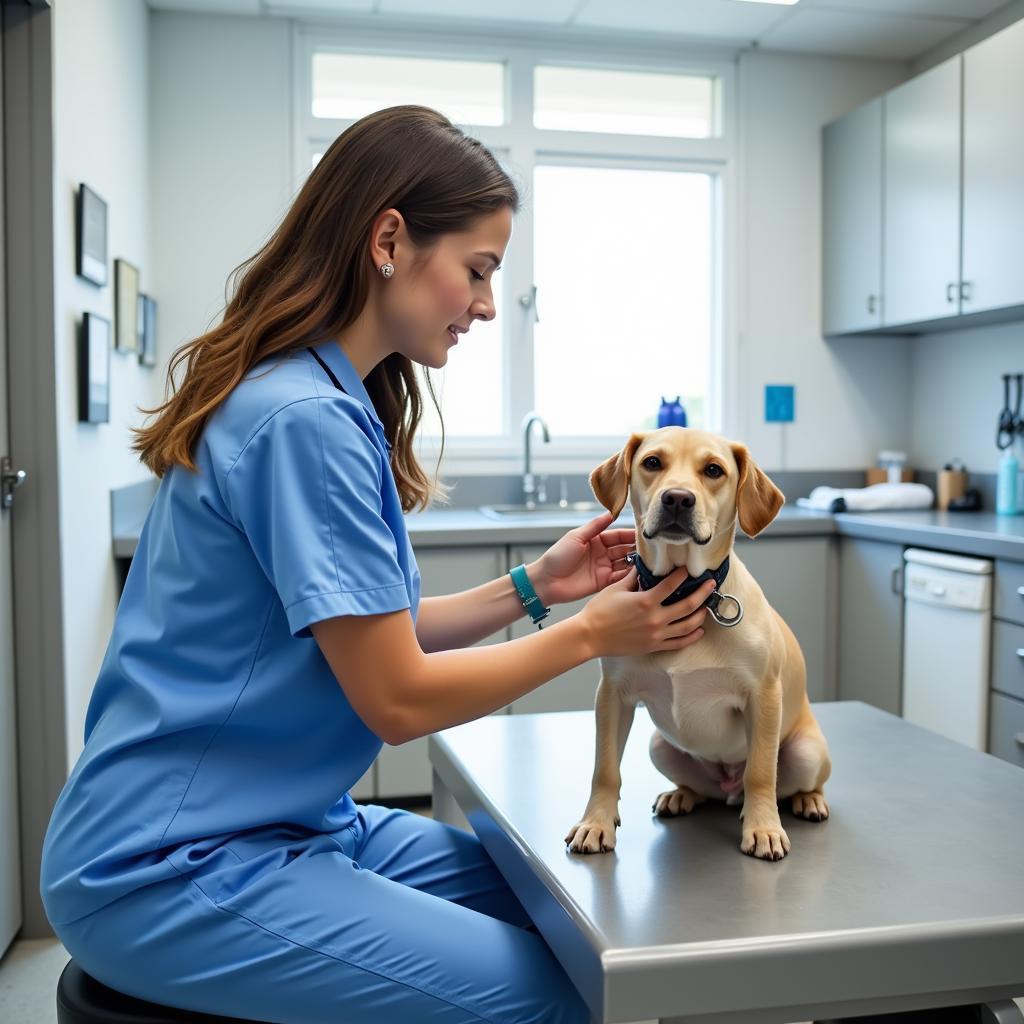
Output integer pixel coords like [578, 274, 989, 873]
[57, 958, 265, 1024]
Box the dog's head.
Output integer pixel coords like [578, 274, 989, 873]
[589, 427, 784, 551]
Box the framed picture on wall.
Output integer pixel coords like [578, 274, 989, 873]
[76, 183, 108, 287]
[114, 258, 139, 352]
[138, 294, 157, 367]
[79, 312, 110, 424]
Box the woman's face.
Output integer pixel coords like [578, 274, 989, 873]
[375, 205, 513, 370]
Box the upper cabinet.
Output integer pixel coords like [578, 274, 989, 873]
[823, 98, 883, 335]
[961, 17, 1024, 318]
[823, 16, 1024, 336]
[882, 57, 962, 329]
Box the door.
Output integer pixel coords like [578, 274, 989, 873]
[822, 98, 883, 335]
[961, 16, 1024, 316]
[837, 538, 904, 716]
[883, 56, 962, 328]
[0, 13, 22, 955]
[508, 543, 602, 714]
[375, 546, 510, 800]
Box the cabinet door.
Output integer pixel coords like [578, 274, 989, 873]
[837, 538, 904, 715]
[508, 544, 601, 714]
[822, 98, 883, 334]
[883, 56, 962, 327]
[962, 17, 1024, 316]
[734, 537, 833, 703]
[375, 546, 509, 799]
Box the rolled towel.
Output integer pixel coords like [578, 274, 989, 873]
[796, 482, 934, 513]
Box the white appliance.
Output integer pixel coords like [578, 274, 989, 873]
[901, 548, 992, 750]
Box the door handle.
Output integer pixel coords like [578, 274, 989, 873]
[891, 565, 902, 594]
[1, 456, 27, 510]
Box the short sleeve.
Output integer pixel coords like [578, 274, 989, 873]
[225, 397, 412, 638]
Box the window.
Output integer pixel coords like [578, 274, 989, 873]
[297, 28, 733, 467]
[534, 65, 715, 138]
[311, 53, 504, 125]
[533, 165, 712, 435]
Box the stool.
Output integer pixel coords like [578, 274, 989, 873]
[57, 958, 264, 1024]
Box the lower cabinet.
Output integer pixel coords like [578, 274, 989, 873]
[507, 544, 602, 714]
[836, 537, 904, 715]
[989, 691, 1024, 769]
[373, 546, 509, 800]
[735, 536, 834, 702]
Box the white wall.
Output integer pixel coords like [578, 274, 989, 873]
[150, 12, 294, 375]
[736, 50, 911, 472]
[53, 0, 157, 765]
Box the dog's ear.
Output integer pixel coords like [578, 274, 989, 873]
[590, 433, 646, 520]
[730, 442, 785, 537]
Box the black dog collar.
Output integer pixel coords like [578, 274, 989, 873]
[625, 551, 744, 627]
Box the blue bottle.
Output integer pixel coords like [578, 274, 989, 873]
[996, 447, 1020, 515]
[658, 395, 687, 428]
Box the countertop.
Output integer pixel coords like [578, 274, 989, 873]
[113, 502, 1024, 563]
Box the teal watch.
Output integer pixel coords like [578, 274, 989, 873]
[509, 563, 550, 628]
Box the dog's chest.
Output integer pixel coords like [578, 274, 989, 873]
[610, 657, 750, 761]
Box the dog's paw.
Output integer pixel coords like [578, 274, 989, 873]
[652, 786, 705, 817]
[565, 814, 618, 854]
[791, 790, 830, 822]
[740, 820, 791, 861]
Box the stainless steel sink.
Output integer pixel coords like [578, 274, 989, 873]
[479, 501, 621, 520]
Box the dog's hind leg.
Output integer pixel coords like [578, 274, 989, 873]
[777, 713, 832, 822]
[648, 731, 722, 816]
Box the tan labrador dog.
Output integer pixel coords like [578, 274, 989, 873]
[565, 427, 832, 861]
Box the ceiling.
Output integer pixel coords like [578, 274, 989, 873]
[144, 0, 1013, 61]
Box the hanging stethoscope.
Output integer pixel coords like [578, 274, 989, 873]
[997, 373, 1023, 450]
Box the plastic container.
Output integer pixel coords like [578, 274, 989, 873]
[996, 448, 1020, 515]
[657, 396, 687, 428]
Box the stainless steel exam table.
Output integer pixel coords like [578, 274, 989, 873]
[428, 701, 1024, 1024]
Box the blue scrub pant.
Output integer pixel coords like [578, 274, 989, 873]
[55, 803, 593, 1023]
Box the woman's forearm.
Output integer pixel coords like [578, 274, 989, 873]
[393, 612, 595, 742]
[414, 559, 551, 652]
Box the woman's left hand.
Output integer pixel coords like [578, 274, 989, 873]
[529, 512, 637, 606]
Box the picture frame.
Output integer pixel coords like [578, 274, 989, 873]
[76, 183, 108, 287]
[79, 312, 110, 424]
[114, 258, 139, 352]
[138, 293, 157, 367]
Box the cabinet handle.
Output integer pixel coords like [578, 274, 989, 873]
[867, 294, 877, 315]
[959, 280, 972, 303]
[891, 565, 902, 594]
[946, 282, 957, 304]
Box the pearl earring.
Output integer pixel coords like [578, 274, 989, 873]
[379, 262, 395, 279]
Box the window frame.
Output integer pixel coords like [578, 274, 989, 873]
[292, 20, 738, 474]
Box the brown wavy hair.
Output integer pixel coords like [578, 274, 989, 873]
[131, 105, 520, 512]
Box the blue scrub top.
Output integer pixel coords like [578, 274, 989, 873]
[40, 339, 422, 927]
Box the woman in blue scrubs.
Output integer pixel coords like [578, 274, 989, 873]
[40, 105, 712, 1023]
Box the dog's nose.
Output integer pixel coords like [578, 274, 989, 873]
[661, 488, 696, 510]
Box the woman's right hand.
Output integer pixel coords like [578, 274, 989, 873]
[578, 564, 714, 658]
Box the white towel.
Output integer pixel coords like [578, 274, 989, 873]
[795, 482, 934, 513]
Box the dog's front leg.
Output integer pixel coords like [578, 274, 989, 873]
[565, 673, 635, 854]
[740, 680, 791, 861]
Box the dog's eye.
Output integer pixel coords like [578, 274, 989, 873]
[641, 456, 662, 471]
[705, 463, 725, 479]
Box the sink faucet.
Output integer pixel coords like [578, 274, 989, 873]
[521, 411, 550, 509]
